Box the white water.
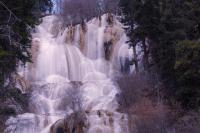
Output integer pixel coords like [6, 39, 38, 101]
[5, 14, 131, 133]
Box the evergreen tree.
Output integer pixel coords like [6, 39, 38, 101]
[0, 0, 52, 88]
[119, 0, 200, 108]
[175, 40, 200, 109]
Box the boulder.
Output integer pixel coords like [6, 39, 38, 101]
[50, 112, 88, 133]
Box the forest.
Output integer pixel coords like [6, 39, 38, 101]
[0, 0, 200, 133]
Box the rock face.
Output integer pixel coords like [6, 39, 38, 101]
[10, 72, 30, 93]
[67, 25, 76, 43]
[104, 41, 113, 60]
[63, 13, 125, 61]
[79, 21, 87, 53]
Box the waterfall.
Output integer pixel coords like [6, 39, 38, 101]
[5, 14, 131, 133]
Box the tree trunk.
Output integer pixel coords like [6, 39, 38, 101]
[133, 46, 139, 73]
[142, 38, 149, 71]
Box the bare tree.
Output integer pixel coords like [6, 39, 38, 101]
[104, 0, 120, 14]
[116, 74, 147, 110]
[116, 74, 172, 133]
[57, 0, 119, 25]
[65, 82, 88, 127]
[66, 84, 83, 113]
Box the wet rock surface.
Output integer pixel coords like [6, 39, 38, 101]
[50, 110, 129, 133]
[50, 112, 88, 133]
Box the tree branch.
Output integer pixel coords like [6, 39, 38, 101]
[0, 1, 22, 22]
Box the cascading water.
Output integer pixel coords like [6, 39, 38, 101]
[5, 14, 132, 133]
